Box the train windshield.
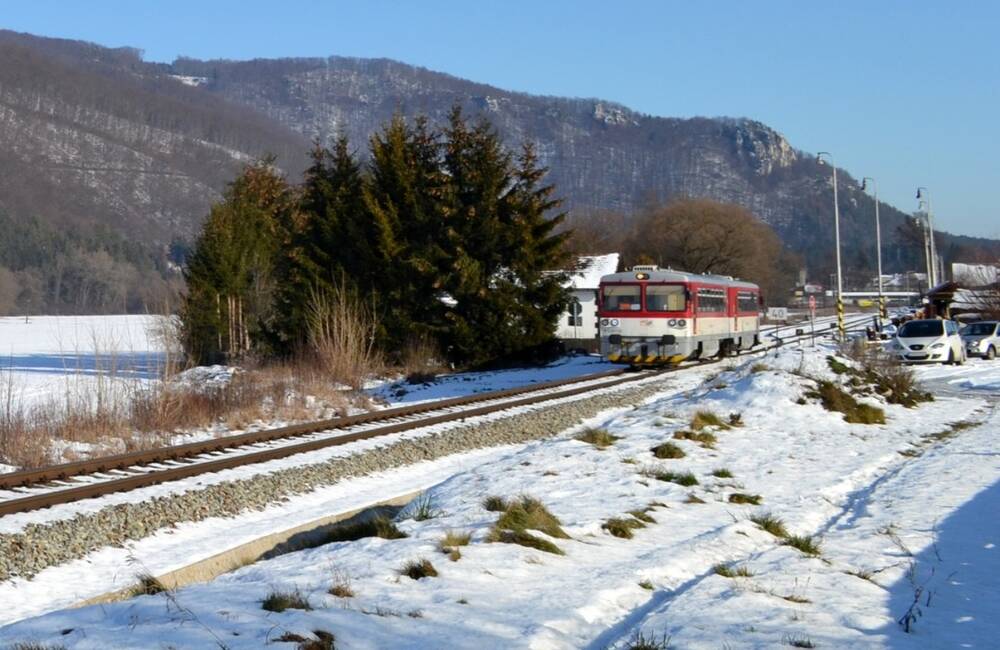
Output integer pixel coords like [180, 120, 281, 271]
[645, 285, 686, 311]
[602, 285, 642, 311]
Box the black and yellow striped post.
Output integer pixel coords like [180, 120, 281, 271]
[836, 296, 845, 339]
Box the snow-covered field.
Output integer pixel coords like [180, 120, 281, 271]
[0, 315, 167, 408]
[2, 343, 997, 648]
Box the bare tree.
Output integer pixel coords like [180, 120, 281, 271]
[622, 198, 799, 304]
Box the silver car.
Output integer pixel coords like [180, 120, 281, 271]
[891, 319, 966, 364]
[961, 321, 999, 360]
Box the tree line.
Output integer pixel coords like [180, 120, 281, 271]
[181, 108, 570, 368]
[0, 211, 182, 316]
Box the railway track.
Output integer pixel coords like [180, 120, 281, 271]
[0, 315, 873, 518]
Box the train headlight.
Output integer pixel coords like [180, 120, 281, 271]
[600, 318, 609, 326]
[667, 319, 677, 327]
[677, 319, 686, 327]
[611, 318, 620, 326]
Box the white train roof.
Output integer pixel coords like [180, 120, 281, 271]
[600, 266, 758, 290]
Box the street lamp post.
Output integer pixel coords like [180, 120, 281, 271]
[917, 199, 933, 288]
[862, 177, 886, 320]
[817, 152, 844, 339]
[917, 188, 938, 287]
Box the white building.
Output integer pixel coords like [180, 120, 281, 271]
[555, 253, 620, 349]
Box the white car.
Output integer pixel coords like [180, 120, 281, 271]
[961, 321, 999, 360]
[891, 319, 966, 364]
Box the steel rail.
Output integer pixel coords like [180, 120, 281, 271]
[0, 370, 656, 516]
[0, 314, 874, 517]
[0, 368, 628, 490]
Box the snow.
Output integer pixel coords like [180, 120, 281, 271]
[370, 355, 615, 404]
[0, 314, 166, 410]
[564, 254, 620, 290]
[3, 345, 999, 648]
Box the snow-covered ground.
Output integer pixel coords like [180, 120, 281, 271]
[0, 314, 617, 471]
[0, 315, 167, 408]
[3, 344, 997, 648]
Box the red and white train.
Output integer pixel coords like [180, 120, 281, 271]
[598, 266, 761, 364]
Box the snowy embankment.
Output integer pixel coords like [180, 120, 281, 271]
[3, 344, 997, 648]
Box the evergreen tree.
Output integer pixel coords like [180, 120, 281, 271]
[181, 158, 295, 363]
[272, 137, 368, 351]
[363, 115, 451, 355]
[440, 108, 570, 365]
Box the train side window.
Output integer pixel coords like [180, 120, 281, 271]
[737, 292, 758, 313]
[646, 285, 686, 311]
[602, 285, 642, 311]
[697, 288, 726, 312]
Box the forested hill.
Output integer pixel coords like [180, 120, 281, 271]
[170, 55, 1000, 274]
[0, 30, 997, 314]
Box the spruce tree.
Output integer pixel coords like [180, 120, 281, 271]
[273, 137, 368, 351]
[363, 115, 451, 355]
[440, 107, 570, 365]
[181, 158, 295, 363]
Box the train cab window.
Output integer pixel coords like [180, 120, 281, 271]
[602, 285, 642, 311]
[737, 291, 758, 313]
[697, 288, 726, 313]
[646, 285, 686, 311]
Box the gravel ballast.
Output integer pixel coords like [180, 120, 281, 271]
[0, 379, 669, 582]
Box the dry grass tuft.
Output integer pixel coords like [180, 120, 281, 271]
[711, 468, 734, 479]
[603, 516, 647, 539]
[806, 380, 885, 424]
[621, 629, 672, 649]
[440, 530, 471, 561]
[650, 442, 686, 459]
[784, 535, 822, 556]
[262, 588, 312, 612]
[575, 427, 620, 449]
[713, 563, 754, 578]
[321, 515, 408, 545]
[728, 493, 763, 505]
[487, 495, 568, 555]
[640, 466, 699, 486]
[482, 495, 508, 512]
[690, 410, 731, 431]
[399, 558, 438, 580]
[672, 430, 717, 447]
[750, 513, 789, 538]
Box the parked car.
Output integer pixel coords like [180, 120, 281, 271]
[961, 321, 999, 360]
[891, 319, 966, 364]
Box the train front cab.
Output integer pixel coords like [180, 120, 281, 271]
[599, 280, 694, 365]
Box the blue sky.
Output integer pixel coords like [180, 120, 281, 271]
[3, 1, 998, 238]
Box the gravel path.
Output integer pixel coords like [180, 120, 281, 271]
[0, 378, 669, 582]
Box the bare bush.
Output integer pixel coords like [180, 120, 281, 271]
[306, 282, 382, 390]
[401, 335, 445, 384]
